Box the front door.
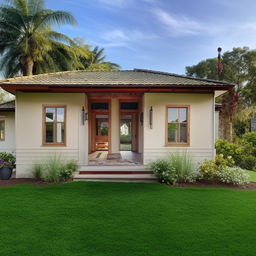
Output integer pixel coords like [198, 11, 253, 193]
[120, 113, 138, 152]
[89, 101, 111, 153]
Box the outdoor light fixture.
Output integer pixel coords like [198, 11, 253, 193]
[149, 106, 153, 129]
[81, 107, 88, 125]
[140, 112, 144, 125]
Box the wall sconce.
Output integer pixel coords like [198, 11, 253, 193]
[81, 107, 88, 125]
[140, 112, 144, 126]
[149, 106, 153, 129]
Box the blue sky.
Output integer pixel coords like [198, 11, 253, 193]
[13, 0, 256, 74]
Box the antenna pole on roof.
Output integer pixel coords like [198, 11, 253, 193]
[217, 47, 223, 80]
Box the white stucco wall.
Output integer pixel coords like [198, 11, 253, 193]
[15, 92, 87, 178]
[0, 111, 15, 153]
[143, 93, 215, 165]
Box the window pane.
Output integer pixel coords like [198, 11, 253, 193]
[168, 123, 178, 142]
[57, 108, 65, 122]
[57, 123, 65, 143]
[45, 123, 54, 143]
[180, 123, 187, 142]
[120, 102, 138, 110]
[91, 103, 109, 110]
[180, 108, 187, 123]
[168, 108, 178, 122]
[0, 121, 4, 140]
[46, 108, 55, 122]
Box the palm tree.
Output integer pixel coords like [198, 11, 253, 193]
[79, 45, 120, 71]
[0, 0, 89, 77]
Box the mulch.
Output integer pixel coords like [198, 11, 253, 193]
[1, 178, 256, 190]
[0, 178, 53, 187]
[172, 181, 256, 190]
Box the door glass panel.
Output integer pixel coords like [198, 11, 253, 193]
[91, 103, 109, 110]
[120, 102, 138, 110]
[120, 114, 132, 151]
[95, 115, 109, 150]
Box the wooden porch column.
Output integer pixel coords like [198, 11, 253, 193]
[111, 98, 120, 153]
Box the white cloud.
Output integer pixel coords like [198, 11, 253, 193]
[153, 8, 208, 36]
[100, 28, 158, 48]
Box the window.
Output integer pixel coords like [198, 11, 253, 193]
[91, 102, 109, 110]
[43, 106, 66, 145]
[120, 102, 139, 110]
[166, 106, 190, 145]
[0, 121, 5, 141]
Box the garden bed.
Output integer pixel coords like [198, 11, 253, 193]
[0, 178, 54, 187]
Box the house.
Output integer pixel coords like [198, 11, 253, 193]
[0, 69, 233, 181]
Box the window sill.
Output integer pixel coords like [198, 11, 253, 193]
[42, 143, 66, 147]
[165, 143, 190, 147]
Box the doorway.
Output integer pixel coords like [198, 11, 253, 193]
[120, 113, 138, 152]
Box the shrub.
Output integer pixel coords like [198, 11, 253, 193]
[240, 155, 256, 170]
[32, 156, 78, 182]
[150, 159, 177, 185]
[0, 152, 16, 168]
[199, 160, 218, 181]
[150, 153, 197, 184]
[217, 166, 249, 186]
[215, 139, 243, 165]
[242, 132, 256, 156]
[215, 154, 235, 167]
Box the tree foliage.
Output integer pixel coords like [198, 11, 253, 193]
[186, 47, 256, 141]
[0, 0, 120, 78]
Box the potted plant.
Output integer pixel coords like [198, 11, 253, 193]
[0, 152, 16, 180]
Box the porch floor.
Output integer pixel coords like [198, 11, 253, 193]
[88, 151, 142, 166]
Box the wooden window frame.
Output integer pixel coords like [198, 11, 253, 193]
[0, 120, 5, 141]
[42, 105, 67, 147]
[165, 105, 190, 146]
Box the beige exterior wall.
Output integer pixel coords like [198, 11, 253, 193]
[16, 92, 88, 178]
[0, 111, 15, 153]
[143, 93, 215, 165]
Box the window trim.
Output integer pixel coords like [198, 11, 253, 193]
[42, 105, 67, 147]
[0, 120, 5, 141]
[165, 105, 190, 146]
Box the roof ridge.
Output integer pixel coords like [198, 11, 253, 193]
[0, 70, 132, 83]
[133, 68, 235, 86]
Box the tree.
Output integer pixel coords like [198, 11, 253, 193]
[0, 0, 89, 77]
[73, 38, 120, 71]
[186, 47, 256, 141]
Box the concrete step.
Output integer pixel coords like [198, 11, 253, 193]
[74, 165, 157, 182]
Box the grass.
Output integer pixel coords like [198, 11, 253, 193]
[245, 170, 256, 182]
[1, 182, 256, 256]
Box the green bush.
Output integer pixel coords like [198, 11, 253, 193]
[215, 139, 243, 165]
[242, 132, 256, 156]
[33, 156, 78, 182]
[150, 159, 177, 185]
[240, 155, 256, 170]
[150, 153, 197, 184]
[199, 160, 218, 181]
[217, 166, 249, 186]
[215, 154, 235, 167]
[0, 152, 16, 168]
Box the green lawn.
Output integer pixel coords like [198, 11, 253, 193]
[246, 170, 256, 182]
[1, 182, 256, 256]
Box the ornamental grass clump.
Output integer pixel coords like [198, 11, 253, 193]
[150, 152, 197, 184]
[33, 155, 78, 182]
